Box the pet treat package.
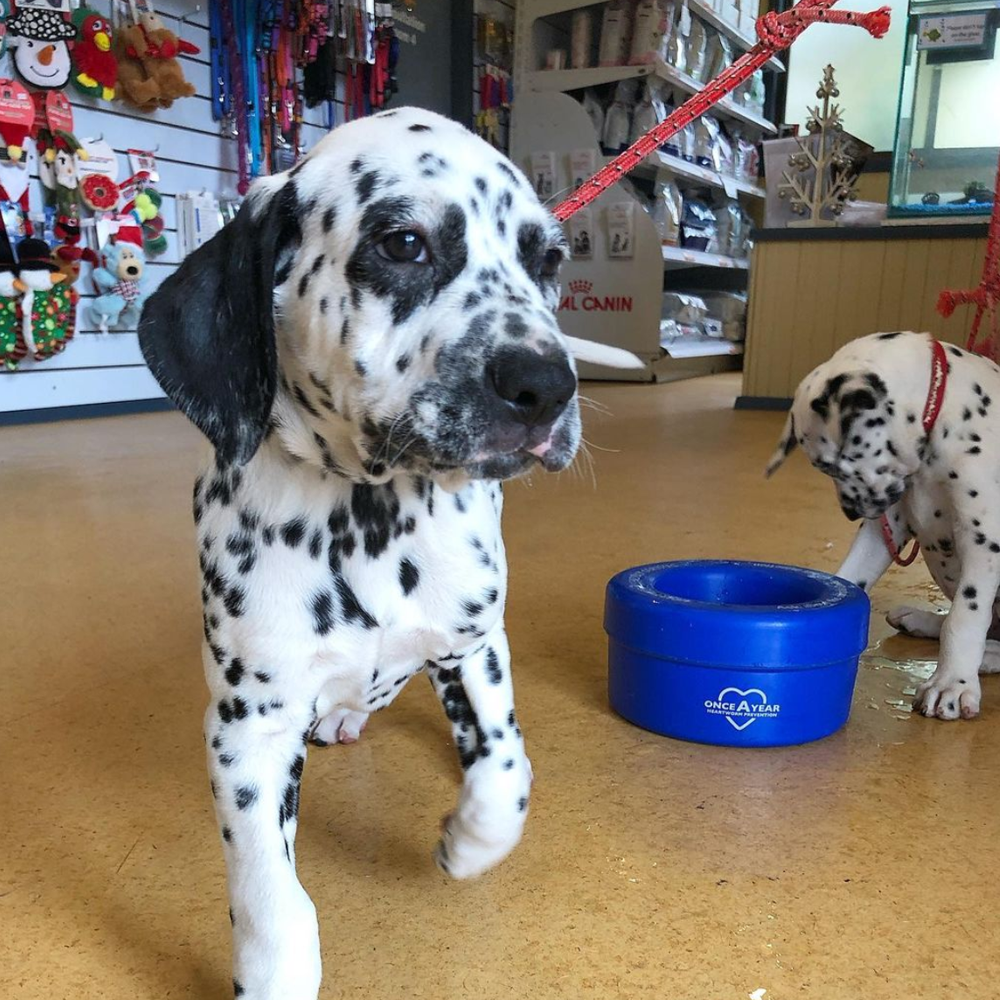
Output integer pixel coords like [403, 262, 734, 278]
[580, 89, 605, 140]
[686, 18, 709, 81]
[629, 0, 674, 64]
[679, 121, 698, 162]
[598, 0, 635, 67]
[569, 208, 594, 259]
[571, 8, 594, 68]
[705, 32, 733, 82]
[606, 201, 635, 258]
[733, 134, 760, 184]
[664, 2, 688, 73]
[628, 81, 666, 145]
[662, 292, 708, 326]
[601, 80, 638, 155]
[694, 115, 720, 168]
[713, 198, 741, 256]
[649, 179, 683, 246]
[680, 197, 716, 252]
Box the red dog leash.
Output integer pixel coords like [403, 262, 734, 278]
[879, 340, 949, 566]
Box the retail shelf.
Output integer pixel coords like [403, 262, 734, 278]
[662, 245, 750, 269]
[686, 0, 784, 72]
[661, 335, 745, 358]
[526, 0, 782, 71]
[527, 60, 777, 133]
[629, 151, 764, 198]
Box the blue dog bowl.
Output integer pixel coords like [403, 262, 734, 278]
[605, 560, 870, 747]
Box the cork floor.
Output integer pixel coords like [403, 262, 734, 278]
[3, 373, 996, 1000]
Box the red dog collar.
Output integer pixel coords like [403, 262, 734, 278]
[880, 339, 949, 567]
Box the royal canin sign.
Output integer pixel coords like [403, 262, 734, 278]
[558, 280, 633, 313]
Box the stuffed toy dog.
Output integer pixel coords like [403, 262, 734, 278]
[90, 239, 148, 329]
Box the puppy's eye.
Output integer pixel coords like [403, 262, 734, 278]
[540, 248, 563, 278]
[377, 231, 428, 264]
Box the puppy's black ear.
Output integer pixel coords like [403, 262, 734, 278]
[139, 181, 301, 465]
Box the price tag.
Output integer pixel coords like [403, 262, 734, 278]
[128, 149, 160, 183]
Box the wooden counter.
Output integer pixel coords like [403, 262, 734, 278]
[738, 221, 989, 408]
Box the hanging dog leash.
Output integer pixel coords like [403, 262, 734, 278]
[879, 339, 949, 567]
[552, 0, 891, 223]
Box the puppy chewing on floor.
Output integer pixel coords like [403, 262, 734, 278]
[768, 331, 1000, 722]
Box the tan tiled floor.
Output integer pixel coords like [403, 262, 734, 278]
[3, 374, 995, 1000]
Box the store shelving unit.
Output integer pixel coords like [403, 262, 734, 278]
[512, 0, 778, 381]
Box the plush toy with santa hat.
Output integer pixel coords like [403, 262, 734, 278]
[90, 227, 149, 330]
[15, 236, 74, 361]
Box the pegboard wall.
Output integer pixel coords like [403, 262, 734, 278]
[0, 0, 340, 421]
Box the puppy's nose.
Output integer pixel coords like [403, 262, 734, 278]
[487, 347, 576, 427]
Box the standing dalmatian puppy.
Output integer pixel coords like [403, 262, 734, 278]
[767, 331, 1000, 722]
[139, 109, 639, 1000]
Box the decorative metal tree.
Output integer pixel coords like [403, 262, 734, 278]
[779, 65, 858, 227]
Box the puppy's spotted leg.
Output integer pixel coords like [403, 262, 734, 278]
[836, 513, 899, 593]
[205, 695, 321, 1000]
[914, 545, 1000, 721]
[429, 627, 532, 880]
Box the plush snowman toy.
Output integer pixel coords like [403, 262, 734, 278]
[7, 7, 77, 90]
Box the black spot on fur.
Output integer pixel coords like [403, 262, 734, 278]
[311, 590, 335, 635]
[281, 517, 307, 548]
[322, 206, 336, 233]
[235, 786, 258, 810]
[399, 557, 419, 595]
[485, 647, 502, 684]
[224, 586, 246, 618]
[225, 658, 245, 686]
[408, 123, 431, 132]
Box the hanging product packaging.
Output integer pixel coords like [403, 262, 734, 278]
[570, 8, 594, 69]
[649, 179, 683, 246]
[7, 6, 76, 90]
[629, 0, 674, 65]
[580, 89, 605, 141]
[734, 135, 760, 184]
[0, 78, 34, 162]
[570, 148, 597, 190]
[606, 201, 635, 259]
[598, 0, 635, 67]
[71, 8, 117, 101]
[569, 208, 593, 259]
[686, 18, 709, 81]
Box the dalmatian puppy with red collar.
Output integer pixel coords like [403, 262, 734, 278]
[139, 108, 640, 1000]
[767, 330, 1000, 723]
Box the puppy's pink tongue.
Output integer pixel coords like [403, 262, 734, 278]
[528, 437, 552, 458]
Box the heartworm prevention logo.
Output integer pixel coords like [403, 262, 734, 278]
[704, 688, 781, 731]
[558, 279, 633, 313]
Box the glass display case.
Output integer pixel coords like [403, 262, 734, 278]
[889, 0, 999, 217]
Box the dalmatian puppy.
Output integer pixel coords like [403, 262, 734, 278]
[138, 108, 640, 1000]
[767, 330, 1000, 723]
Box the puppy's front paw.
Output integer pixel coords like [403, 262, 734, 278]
[913, 672, 981, 720]
[887, 606, 944, 638]
[434, 807, 525, 879]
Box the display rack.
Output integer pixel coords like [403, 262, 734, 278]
[512, 0, 778, 381]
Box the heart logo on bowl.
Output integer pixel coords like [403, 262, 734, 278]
[717, 687, 769, 731]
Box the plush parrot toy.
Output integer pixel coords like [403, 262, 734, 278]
[72, 9, 117, 100]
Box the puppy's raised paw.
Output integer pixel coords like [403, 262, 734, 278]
[913, 672, 980, 720]
[887, 606, 945, 639]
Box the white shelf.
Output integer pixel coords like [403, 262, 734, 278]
[527, 60, 776, 134]
[661, 335, 745, 359]
[527, 0, 782, 71]
[686, 0, 784, 72]
[662, 245, 750, 269]
[609, 150, 764, 198]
